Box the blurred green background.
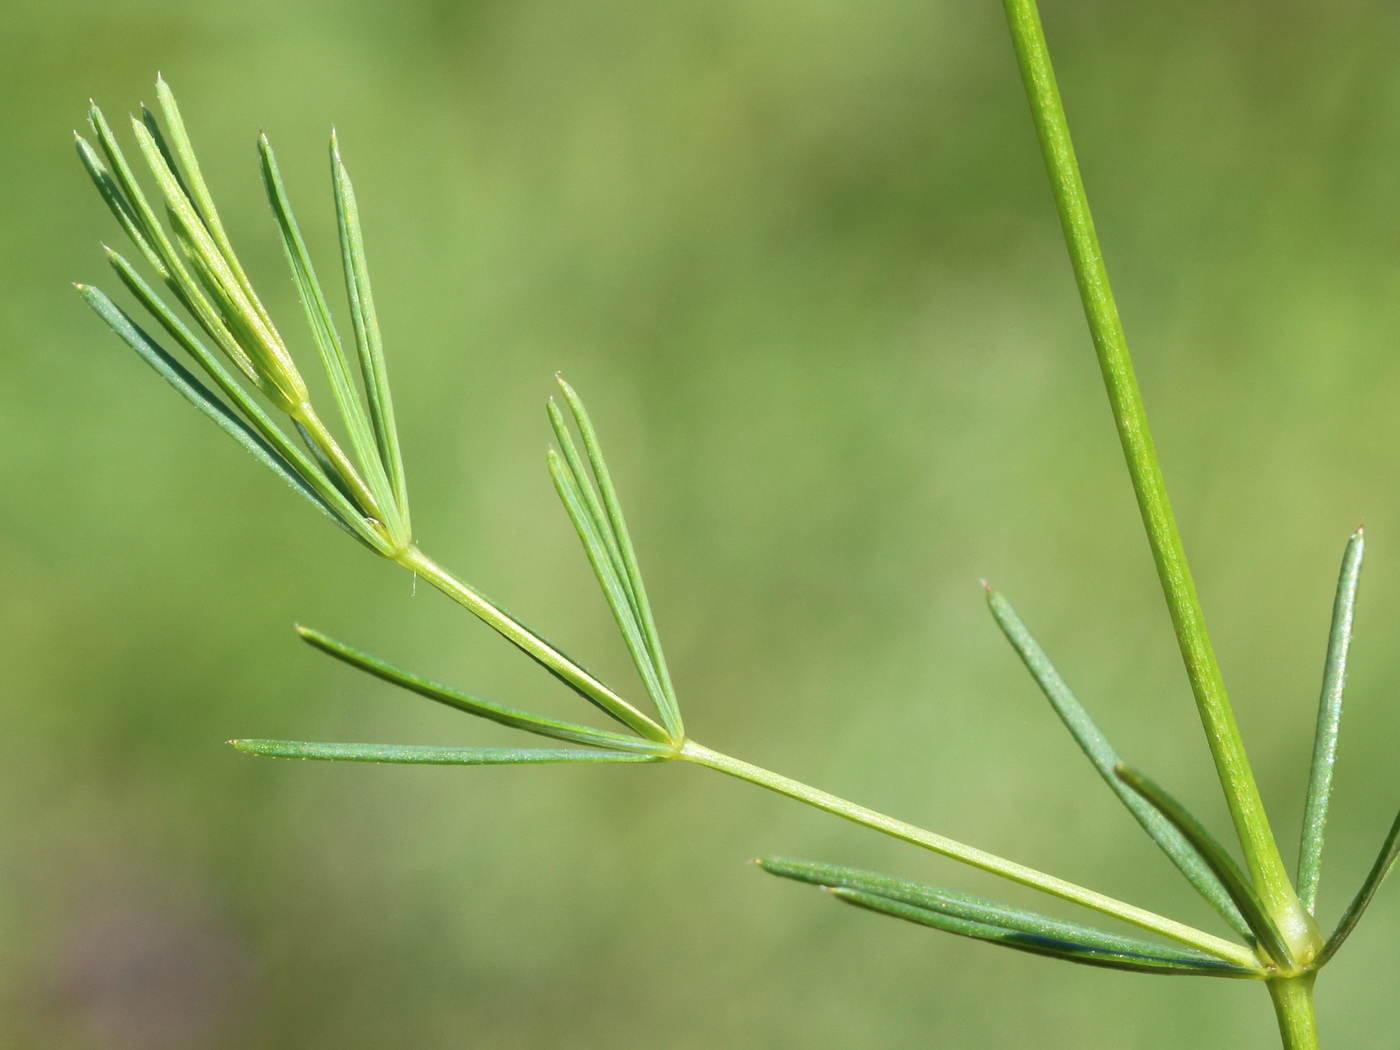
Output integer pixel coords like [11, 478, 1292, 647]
[6, 0, 1400, 1046]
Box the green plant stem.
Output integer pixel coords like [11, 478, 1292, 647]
[293, 401, 386, 525]
[679, 740, 1259, 969]
[1001, 0, 1312, 954]
[1269, 976, 1319, 1050]
[397, 546, 672, 744]
[390, 542, 1260, 968]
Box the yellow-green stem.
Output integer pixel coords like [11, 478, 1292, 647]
[681, 740, 1260, 969]
[1269, 976, 1319, 1050]
[1001, 0, 1314, 957]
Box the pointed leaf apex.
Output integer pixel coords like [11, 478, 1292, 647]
[980, 578, 993, 593]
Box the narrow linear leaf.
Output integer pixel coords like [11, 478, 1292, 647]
[130, 114, 305, 406]
[231, 740, 660, 765]
[330, 135, 408, 541]
[296, 625, 668, 755]
[555, 377, 681, 738]
[1318, 803, 1400, 966]
[78, 285, 374, 548]
[258, 133, 394, 519]
[102, 249, 377, 539]
[829, 887, 1250, 977]
[138, 106, 199, 225]
[75, 136, 163, 273]
[153, 77, 274, 332]
[85, 109, 264, 387]
[1298, 527, 1365, 913]
[547, 398, 638, 614]
[757, 857, 1259, 974]
[84, 109, 178, 279]
[987, 587, 1249, 937]
[1116, 765, 1290, 967]
[547, 447, 670, 721]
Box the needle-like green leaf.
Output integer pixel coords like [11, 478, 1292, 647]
[100, 248, 382, 546]
[330, 134, 409, 541]
[554, 378, 681, 738]
[986, 586, 1249, 937]
[547, 398, 638, 614]
[1298, 528, 1364, 914]
[259, 132, 396, 526]
[152, 77, 272, 331]
[78, 285, 372, 548]
[129, 114, 307, 410]
[82, 112, 265, 389]
[1317, 803, 1400, 966]
[296, 625, 669, 754]
[1116, 765, 1289, 967]
[757, 856, 1261, 974]
[231, 740, 660, 764]
[547, 444, 670, 729]
[826, 886, 1251, 977]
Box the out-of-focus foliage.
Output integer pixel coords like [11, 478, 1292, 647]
[5, 0, 1400, 1046]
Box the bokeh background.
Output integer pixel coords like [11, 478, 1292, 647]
[5, 0, 1400, 1046]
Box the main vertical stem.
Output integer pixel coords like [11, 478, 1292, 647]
[1269, 977, 1320, 1050]
[999, 0, 1310, 953]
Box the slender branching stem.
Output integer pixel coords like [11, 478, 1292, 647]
[679, 740, 1259, 969]
[1000, 0, 1314, 958]
[397, 546, 673, 744]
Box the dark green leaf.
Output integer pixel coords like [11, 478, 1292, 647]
[101, 248, 377, 541]
[78, 285, 372, 547]
[231, 740, 660, 765]
[296, 625, 668, 754]
[1115, 765, 1290, 966]
[1298, 528, 1364, 913]
[330, 135, 409, 543]
[258, 133, 395, 524]
[555, 378, 681, 738]
[757, 857, 1258, 974]
[987, 587, 1248, 937]
[828, 887, 1252, 977]
[1318, 803, 1400, 966]
[547, 446, 669, 724]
